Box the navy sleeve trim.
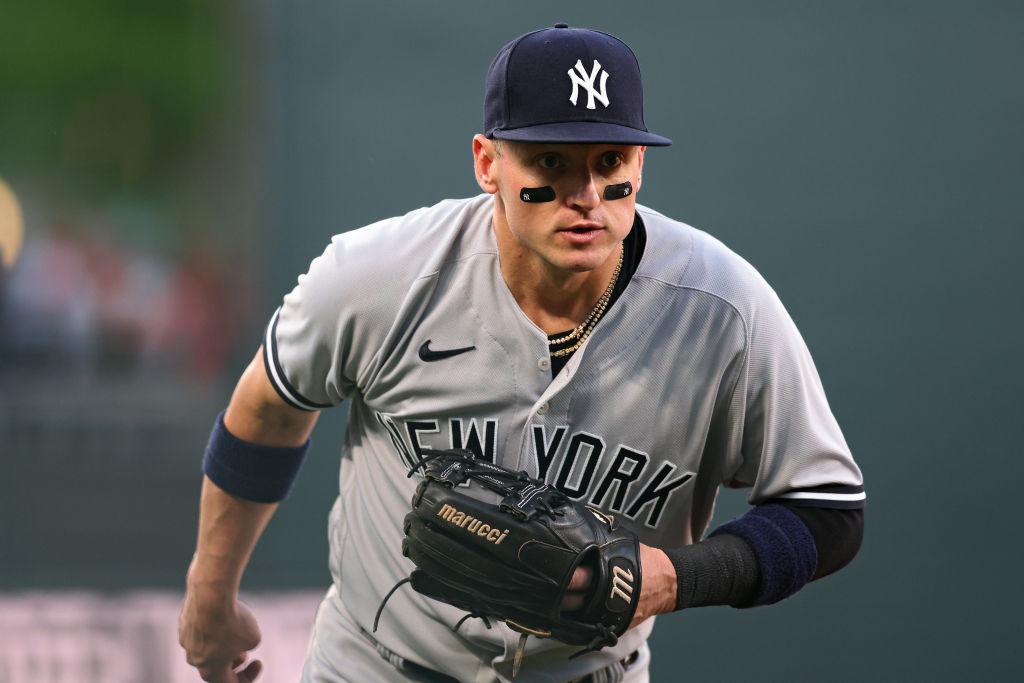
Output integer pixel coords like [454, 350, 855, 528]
[262, 307, 332, 411]
[770, 483, 865, 509]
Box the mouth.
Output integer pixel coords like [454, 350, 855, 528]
[560, 221, 602, 233]
[557, 224, 604, 243]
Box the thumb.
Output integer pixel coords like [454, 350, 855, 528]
[236, 659, 263, 683]
[234, 601, 263, 648]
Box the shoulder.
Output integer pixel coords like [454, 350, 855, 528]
[634, 204, 781, 323]
[269, 195, 496, 403]
[328, 194, 494, 274]
[295, 195, 493, 299]
[281, 194, 495, 332]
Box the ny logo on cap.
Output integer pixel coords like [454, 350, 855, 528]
[568, 59, 610, 110]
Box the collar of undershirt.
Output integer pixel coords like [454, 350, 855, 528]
[548, 213, 646, 375]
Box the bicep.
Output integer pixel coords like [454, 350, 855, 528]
[224, 347, 320, 447]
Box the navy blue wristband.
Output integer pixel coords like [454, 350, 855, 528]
[709, 504, 818, 607]
[202, 410, 310, 503]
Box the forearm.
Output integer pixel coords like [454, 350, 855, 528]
[186, 476, 279, 599]
[665, 534, 760, 609]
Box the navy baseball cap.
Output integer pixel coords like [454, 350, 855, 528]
[484, 24, 671, 146]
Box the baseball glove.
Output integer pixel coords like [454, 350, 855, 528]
[374, 449, 641, 675]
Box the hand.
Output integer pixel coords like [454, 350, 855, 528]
[560, 543, 676, 629]
[179, 590, 263, 683]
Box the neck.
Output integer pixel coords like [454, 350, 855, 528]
[494, 220, 623, 336]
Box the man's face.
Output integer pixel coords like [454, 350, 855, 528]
[474, 137, 645, 275]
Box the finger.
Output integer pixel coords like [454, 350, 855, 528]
[197, 664, 235, 683]
[568, 565, 593, 591]
[237, 659, 263, 683]
[561, 593, 585, 612]
[562, 565, 595, 611]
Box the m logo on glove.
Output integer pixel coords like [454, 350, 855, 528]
[610, 565, 635, 605]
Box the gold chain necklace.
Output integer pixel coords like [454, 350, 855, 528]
[549, 248, 624, 358]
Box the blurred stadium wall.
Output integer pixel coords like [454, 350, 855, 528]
[0, 2, 319, 680]
[0, 592, 322, 682]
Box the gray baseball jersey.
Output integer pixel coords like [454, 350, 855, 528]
[264, 193, 863, 681]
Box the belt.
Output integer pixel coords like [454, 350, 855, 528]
[365, 626, 638, 682]
[572, 650, 640, 683]
[366, 634, 460, 682]
[392, 655, 461, 683]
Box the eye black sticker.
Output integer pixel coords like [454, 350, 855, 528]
[603, 181, 633, 201]
[520, 186, 556, 203]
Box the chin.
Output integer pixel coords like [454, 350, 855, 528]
[556, 252, 611, 273]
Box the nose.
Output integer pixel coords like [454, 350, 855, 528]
[564, 169, 601, 212]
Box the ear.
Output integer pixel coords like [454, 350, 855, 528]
[473, 134, 500, 195]
[635, 146, 646, 192]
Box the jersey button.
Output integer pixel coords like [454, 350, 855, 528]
[538, 357, 551, 371]
[537, 402, 550, 415]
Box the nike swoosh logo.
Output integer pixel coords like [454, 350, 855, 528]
[418, 340, 476, 362]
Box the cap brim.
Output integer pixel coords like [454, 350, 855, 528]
[490, 121, 671, 146]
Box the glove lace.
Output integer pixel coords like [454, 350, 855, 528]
[570, 624, 619, 658]
[535, 496, 566, 519]
[453, 611, 492, 632]
[373, 577, 411, 633]
[406, 450, 457, 477]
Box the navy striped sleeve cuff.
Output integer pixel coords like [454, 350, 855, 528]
[769, 484, 866, 509]
[262, 307, 333, 412]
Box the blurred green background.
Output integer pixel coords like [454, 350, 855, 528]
[1, 1, 1021, 681]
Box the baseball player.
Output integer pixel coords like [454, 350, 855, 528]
[179, 24, 864, 683]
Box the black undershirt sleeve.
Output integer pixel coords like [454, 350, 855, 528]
[667, 533, 760, 609]
[786, 504, 865, 580]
